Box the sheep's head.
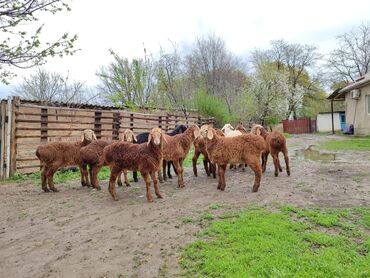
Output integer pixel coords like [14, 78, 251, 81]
[188, 125, 200, 139]
[122, 129, 137, 143]
[200, 125, 215, 140]
[81, 129, 97, 142]
[221, 123, 234, 135]
[148, 127, 167, 146]
[250, 124, 264, 136]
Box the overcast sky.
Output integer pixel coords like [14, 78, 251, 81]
[1, 0, 370, 98]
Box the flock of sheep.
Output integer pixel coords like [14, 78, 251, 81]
[35, 123, 290, 202]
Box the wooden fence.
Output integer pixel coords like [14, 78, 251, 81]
[0, 97, 214, 178]
[282, 118, 316, 134]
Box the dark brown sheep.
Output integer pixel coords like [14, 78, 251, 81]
[200, 125, 266, 192]
[251, 124, 290, 177]
[235, 122, 248, 133]
[104, 127, 167, 202]
[35, 129, 96, 192]
[162, 125, 200, 187]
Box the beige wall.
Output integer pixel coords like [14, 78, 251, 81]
[345, 84, 370, 135]
[317, 113, 341, 132]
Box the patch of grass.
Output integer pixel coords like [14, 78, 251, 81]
[283, 132, 291, 138]
[182, 217, 194, 224]
[352, 175, 364, 183]
[181, 207, 370, 277]
[182, 146, 204, 168]
[320, 138, 370, 151]
[5, 166, 116, 185]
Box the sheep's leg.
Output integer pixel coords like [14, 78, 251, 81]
[88, 166, 93, 188]
[172, 161, 178, 175]
[162, 160, 167, 181]
[179, 158, 185, 186]
[271, 152, 279, 177]
[167, 161, 172, 179]
[150, 171, 162, 199]
[277, 153, 283, 172]
[142, 172, 153, 202]
[211, 163, 217, 179]
[91, 164, 103, 190]
[123, 170, 130, 186]
[203, 159, 210, 176]
[172, 160, 184, 188]
[117, 171, 123, 187]
[133, 171, 139, 182]
[283, 147, 290, 176]
[262, 153, 268, 173]
[219, 164, 227, 191]
[46, 167, 58, 192]
[41, 166, 49, 192]
[108, 166, 120, 201]
[247, 157, 262, 192]
[80, 165, 89, 187]
[192, 149, 200, 177]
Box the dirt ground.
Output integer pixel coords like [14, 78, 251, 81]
[0, 135, 369, 278]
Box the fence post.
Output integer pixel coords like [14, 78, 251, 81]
[41, 108, 48, 143]
[112, 112, 120, 140]
[10, 97, 20, 176]
[165, 115, 169, 132]
[0, 100, 6, 179]
[94, 111, 102, 139]
[158, 116, 162, 129]
[130, 113, 134, 131]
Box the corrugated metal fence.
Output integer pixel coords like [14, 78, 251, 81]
[282, 118, 316, 134]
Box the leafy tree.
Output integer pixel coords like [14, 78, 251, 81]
[14, 68, 95, 104]
[97, 49, 157, 107]
[0, 0, 78, 84]
[327, 22, 370, 83]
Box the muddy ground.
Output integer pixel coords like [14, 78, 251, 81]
[0, 135, 369, 278]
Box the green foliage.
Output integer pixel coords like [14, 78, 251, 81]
[181, 207, 370, 277]
[193, 89, 236, 124]
[320, 138, 370, 151]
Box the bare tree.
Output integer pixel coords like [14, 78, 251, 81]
[327, 22, 370, 83]
[157, 44, 193, 118]
[186, 33, 246, 113]
[14, 68, 93, 105]
[0, 1, 78, 84]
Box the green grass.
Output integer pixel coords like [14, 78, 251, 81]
[181, 207, 370, 277]
[182, 146, 204, 168]
[283, 132, 292, 138]
[320, 138, 370, 151]
[6, 166, 113, 185]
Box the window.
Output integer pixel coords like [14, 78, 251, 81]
[368, 95, 370, 115]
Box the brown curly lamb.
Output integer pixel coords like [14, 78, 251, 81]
[200, 125, 266, 192]
[35, 129, 96, 192]
[162, 125, 200, 187]
[192, 128, 224, 178]
[80, 129, 137, 190]
[251, 124, 290, 177]
[104, 127, 167, 202]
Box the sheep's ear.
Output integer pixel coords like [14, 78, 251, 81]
[133, 134, 137, 142]
[80, 135, 84, 142]
[221, 126, 225, 132]
[207, 129, 214, 140]
[193, 128, 200, 138]
[147, 133, 152, 146]
[93, 133, 97, 140]
[256, 128, 261, 136]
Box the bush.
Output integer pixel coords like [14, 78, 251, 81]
[193, 89, 236, 124]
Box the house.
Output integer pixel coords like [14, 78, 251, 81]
[327, 73, 370, 135]
[317, 111, 345, 132]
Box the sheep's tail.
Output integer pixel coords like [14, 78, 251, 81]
[270, 137, 282, 148]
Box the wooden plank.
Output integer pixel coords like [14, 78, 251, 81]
[10, 97, 20, 175]
[0, 101, 6, 178]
